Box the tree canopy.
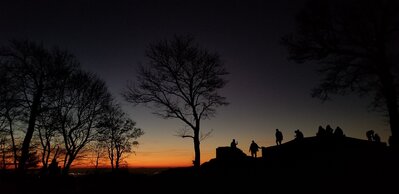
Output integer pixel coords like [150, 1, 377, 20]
[282, 0, 399, 147]
[123, 35, 228, 168]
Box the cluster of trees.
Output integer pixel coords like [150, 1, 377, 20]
[0, 40, 143, 174]
[0, 35, 229, 174]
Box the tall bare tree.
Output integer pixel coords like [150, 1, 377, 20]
[0, 133, 9, 170]
[97, 103, 143, 171]
[0, 66, 21, 169]
[282, 0, 399, 147]
[36, 110, 61, 172]
[54, 71, 112, 174]
[0, 40, 78, 172]
[123, 35, 228, 168]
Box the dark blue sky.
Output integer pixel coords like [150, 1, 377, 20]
[0, 0, 390, 166]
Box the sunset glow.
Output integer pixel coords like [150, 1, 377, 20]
[0, 0, 394, 170]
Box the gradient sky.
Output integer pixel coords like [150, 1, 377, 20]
[0, 0, 391, 167]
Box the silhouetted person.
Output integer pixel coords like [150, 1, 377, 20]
[294, 129, 304, 140]
[374, 133, 381, 143]
[366, 130, 375, 141]
[231, 139, 238, 149]
[249, 140, 260, 158]
[325, 125, 333, 135]
[317, 126, 326, 137]
[275, 129, 283, 145]
[334, 126, 344, 137]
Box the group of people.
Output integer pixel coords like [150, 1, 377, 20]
[230, 128, 305, 158]
[230, 126, 387, 159]
[230, 139, 260, 158]
[316, 125, 345, 137]
[276, 128, 305, 144]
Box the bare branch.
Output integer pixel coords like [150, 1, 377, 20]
[200, 129, 214, 142]
[175, 127, 194, 139]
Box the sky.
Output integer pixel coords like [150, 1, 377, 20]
[0, 0, 391, 167]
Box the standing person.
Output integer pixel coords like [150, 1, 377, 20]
[316, 125, 326, 137]
[334, 126, 344, 137]
[294, 129, 304, 140]
[249, 140, 260, 158]
[275, 129, 283, 145]
[230, 139, 238, 149]
[325, 125, 334, 135]
[366, 130, 375, 141]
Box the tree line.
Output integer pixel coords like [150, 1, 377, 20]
[0, 35, 229, 175]
[0, 40, 143, 175]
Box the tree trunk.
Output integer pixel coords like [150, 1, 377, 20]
[109, 146, 114, 171]
[381, 73, 399, 149]
[95, 152, 100, 169]
[109, 151, 114, 171]
[115, 156, 119, 170]
[63, 156, 74, 175]
[8, 119, 18, 169]
[45, 142, 51, 168]
[18, 88, 42, 172]
[376, 20, 399, 150]
[63, 152, 68, 170]
[387, 100, 399, 148]
[1, 146, 5, 170]
[62, 165, 70, 175]
[193, 122, 201, 169]
[40, 145, 48, 173]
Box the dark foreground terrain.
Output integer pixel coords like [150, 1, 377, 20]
[1, 136, 398, 194]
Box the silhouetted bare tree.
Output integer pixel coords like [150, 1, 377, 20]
[0, 40, 79, 172]
[36, 110, 61, 172]
[88, 141, 106, 169]
[54, 70, 111, 174]
[0, 66, 21, 169]
[123, 35, 228, 168]
[0, 133, 9, 170]
[97, 103, 143, 171]
[282, 0, 399, 147]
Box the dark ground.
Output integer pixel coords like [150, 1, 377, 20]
[1, 137, 398, 194]
[1, 162, 397, 194]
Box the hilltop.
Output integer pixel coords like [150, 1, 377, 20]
[196, 135, 398, 193]
[1, 135, 397, 194]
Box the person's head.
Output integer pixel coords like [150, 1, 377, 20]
[252, 140, 255, 143]
[276, 129, 279, 132]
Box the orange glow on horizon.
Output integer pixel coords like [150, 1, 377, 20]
[67, 148, 216, 169]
